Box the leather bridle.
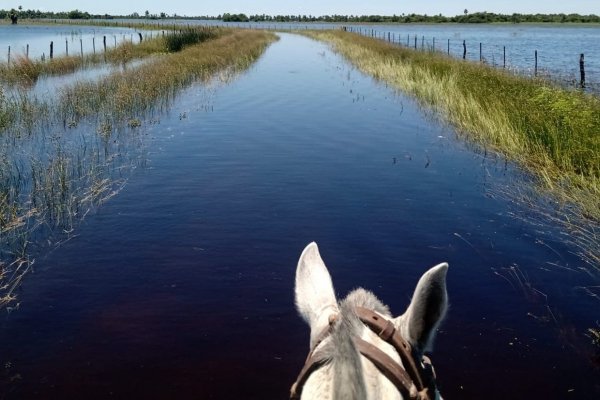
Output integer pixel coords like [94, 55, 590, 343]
[290, 307, 437, 400]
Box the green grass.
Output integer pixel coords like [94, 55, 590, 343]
[306, 30, 600, 267]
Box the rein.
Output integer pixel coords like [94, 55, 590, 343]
[290, 307, 437, 400]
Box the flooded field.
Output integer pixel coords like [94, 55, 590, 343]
[0, 32, 598, 399]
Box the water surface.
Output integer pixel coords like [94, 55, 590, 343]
[0, 33, 598, 399]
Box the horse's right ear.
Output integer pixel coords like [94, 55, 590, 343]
[295, 242, 339, 348]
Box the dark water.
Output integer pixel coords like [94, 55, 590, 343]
[1, 33, 598, 399]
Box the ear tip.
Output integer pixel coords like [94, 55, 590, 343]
[301, 241, 319, 256]
[429, 262, 449, 278]
[298, 242, 320, 268]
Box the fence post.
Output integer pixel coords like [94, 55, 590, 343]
[463, 40, 466, 59]
[80, 38, 83, 58]
[414, 35, 417, 49]
[103, 35, 107, 53]
[26, 44, 29, 59]
[479, 43, 482, 62]
[580, 53, 585, 88]
[93, 37, 95, 54]
[433, 37, 435, 51]
[50, 41, 53, 59]
[503, 46, 506, 68]
[534, 50, 538, 76]
[7, 46, 10, 65]
[421, 35, 424, 49]
[66, 39, 68, 56]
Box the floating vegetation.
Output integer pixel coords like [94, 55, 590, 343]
[0, 28, 276, 310]
[307, 30, 600, 270]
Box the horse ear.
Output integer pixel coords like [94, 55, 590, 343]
[295, 242, 339, 347]
[395, 263, 448, 352]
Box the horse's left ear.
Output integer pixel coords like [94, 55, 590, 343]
[394, 263, 448, 352]
[295, 242, 339, 348]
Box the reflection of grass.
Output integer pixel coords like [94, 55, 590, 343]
[308, 30, 600, 268]
[0, 29, 277, 310]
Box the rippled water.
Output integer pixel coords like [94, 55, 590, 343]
[0, 33, 598, 399]
[0, 24, 145, 61]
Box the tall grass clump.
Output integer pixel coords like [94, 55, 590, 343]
[165, 29, 220, 52]
[306, 30, 600, 267]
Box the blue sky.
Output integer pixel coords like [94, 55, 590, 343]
[6, 1, 600, 17]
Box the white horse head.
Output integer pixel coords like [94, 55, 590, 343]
[292, 242, 448, 400]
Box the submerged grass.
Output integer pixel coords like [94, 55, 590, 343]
[0, 29, 277, 309]
[307, 30, 600, 266]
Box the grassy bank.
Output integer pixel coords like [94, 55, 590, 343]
[307, 30, 599, 265]
[0, 27, 220, 85]
[0, 29, 277, 309]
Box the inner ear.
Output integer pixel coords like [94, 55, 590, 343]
[395, 263, 448, 352]
[295, 242, 339, 348]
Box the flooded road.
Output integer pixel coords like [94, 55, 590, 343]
[0, 33, 598, 399]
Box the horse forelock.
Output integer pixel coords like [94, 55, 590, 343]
[316, 288, 392, 400]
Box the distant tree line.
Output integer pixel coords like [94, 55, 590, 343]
[2, 9, 599, 24]
[0, 8, 106, 20]
[236, 12, 600, 24]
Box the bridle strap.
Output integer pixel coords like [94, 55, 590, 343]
[355, 307, 429, 392]
[290, 308, 436, 400]
[290, 349, 329, 400]
[353, 337, 415, 398]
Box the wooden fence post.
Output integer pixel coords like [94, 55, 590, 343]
[7, 46, 10, 65]
[93, 37, 95, 54]
[534, 50, 538, 76]
[433, 37, 435, 51]
[447, 39, 450, 54]
[479, 43, 482, 62]
[103, 35, 107, 52]
[580, 53, 586, 88]
[50, 41, 53, 59]
[503, 46, 506, 68]
[26, 44, 29, 59]
[463, 40, 466, 59]
[414, 35, 417, 49]
[80, 38, 83, 58]
[66, 39, 68, 56]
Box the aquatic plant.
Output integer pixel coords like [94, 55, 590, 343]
[307, 30, 600, 269]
